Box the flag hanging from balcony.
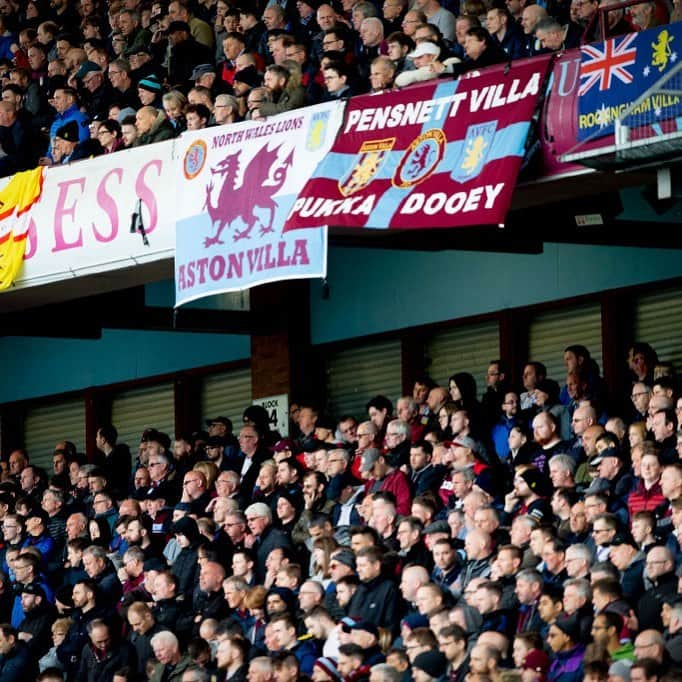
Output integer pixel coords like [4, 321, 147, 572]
[284, 56, 552, 231]
[577, 24, 682, 142]
[174, 101, 344, 307]
[0, 167, 44, 290]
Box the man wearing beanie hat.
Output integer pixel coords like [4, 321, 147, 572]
[503, 465, 552, 525]
[137, 74, 164, 106]
[233, 64, 262, 97]
[53, 119, 101, 164]
[523, 648, 551, 680]
[313, 655, 342, 681]
[412, 650, 448, 681]
[547, 612, 585, 681]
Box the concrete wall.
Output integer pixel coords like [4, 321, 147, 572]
[310, 242, 682, 344]
[0, 329, 250, 403]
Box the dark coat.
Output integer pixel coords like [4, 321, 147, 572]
[348, 575, 401, 636]
[172, 545, 200, 597]
[77, 640, 137, 682]
[253, 524, 293, 584]
[0, 641, 36, 682]
[637, 570, 678, 630]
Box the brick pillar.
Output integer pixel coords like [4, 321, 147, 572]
[250, 281, 323, 407]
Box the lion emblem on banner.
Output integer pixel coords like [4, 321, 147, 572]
[204, 144, 294, 246]
[338, 137, 395, 196]
[452, 121, 497, 183]
[393, 129, 446, 189]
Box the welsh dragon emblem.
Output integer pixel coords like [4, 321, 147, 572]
[203, 144, 294, 246]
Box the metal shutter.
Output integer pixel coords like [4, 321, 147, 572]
[426, 320, 500, 397]
[24, 398, 86, 470]
[528, 302, 603, 382]
[634, 285, 682, 371]
[111, 383, 175, 448]
[201, 368, 253, 428]
[326, 340, 402, 421]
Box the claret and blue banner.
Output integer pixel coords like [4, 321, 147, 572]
[283, 56, 553, 231]
[577, 23, 682, 141]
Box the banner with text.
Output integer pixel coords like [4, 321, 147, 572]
[174, 102, 343, 307]
[577, 24, 682, 142]
[284, 57, 551, 231]
[12, 142, 175, 289]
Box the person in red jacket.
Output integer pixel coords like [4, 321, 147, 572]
[361, 448, 412, 516]
[628, 452, 666, 519]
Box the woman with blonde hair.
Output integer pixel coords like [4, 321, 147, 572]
[311, 536, 339, 586]
[194, 460, 219, 491]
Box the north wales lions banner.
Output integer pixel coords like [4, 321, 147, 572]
[175, 102, 343, 307]
[284, 56, 551, 231]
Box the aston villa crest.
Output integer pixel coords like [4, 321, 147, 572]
[452, 121, 497, 183]
[338, 137, 395, 196]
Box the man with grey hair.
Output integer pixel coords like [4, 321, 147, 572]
[245, 502, 292, 583]
[385, 419, 411, 468]
[369, 663, 402, 682]
[564, 543, 592, 579]
[213, 93, 239, 125]
[358, 17, 385, 82]
[549, 454, 576, 490]
[396, 395, 426, 443]
[83, 544, 122, 609]
[248, 655, 275, 681]
[151, 630, 194, 680]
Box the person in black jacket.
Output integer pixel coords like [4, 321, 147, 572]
[244, 503, 293, 584]
[16, 583, 56, 659]
[170, 517, 201, 599]
[348, 545, 401, 637]
[77, 619, 137, 682]
[0, 625, 36, 682]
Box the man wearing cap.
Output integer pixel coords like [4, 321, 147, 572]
[361, 447, 411, 516]
[395, 40, 458, 87]
[80, 66, 115, 119]
[17, 583, 55, 658]
[547, 613, 585, 681]
[167, 20, 213, 88]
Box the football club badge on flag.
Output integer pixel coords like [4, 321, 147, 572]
[306, 110, 331, 152]
[338, 137, 395, 196]
[452, 121, 497, 183]
[392, 129, 446, 189]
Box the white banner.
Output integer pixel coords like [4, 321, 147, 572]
[13, 141, 175, 289]
[174, 101, 344, 307]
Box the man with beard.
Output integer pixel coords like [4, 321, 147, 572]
[215, 634, 249, 681]
[503, 467, 552, 526]
[522, 412, 567, 474]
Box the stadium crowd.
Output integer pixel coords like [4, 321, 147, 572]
[0, 0, 674, 172]
[2, 341, 682, 681]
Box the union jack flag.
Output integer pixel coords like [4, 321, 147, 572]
[579, 34, 638, 96]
